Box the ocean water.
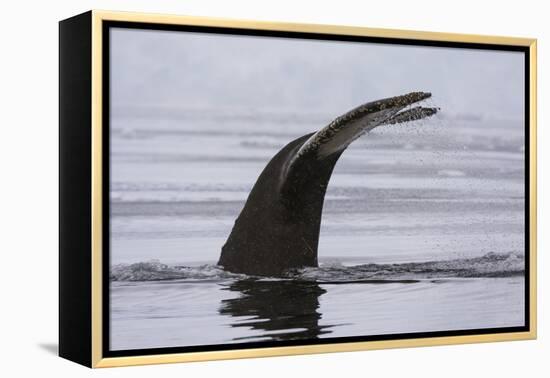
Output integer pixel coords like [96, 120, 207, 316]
[109, 106, 525, 351]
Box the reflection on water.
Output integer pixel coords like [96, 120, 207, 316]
[109, 254, 525, 350]
[219, 279, 334, 341]
[110, 275, 525, 350]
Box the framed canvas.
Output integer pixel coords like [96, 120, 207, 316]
[59, 10, 537, 368]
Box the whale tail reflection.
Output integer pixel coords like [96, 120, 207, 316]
[219, 279, 334, 342]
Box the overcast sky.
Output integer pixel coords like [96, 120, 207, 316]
[111, 28, 524, 120]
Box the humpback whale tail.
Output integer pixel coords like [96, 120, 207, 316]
[218, 92, 439, 277]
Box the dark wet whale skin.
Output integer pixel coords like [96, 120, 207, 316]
[217, 92, 438, 277]
[218, 133, 343, 277]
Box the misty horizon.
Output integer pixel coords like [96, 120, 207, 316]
[111, 28, 525, 122]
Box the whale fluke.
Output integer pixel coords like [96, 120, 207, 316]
[218, 92, 438, 277]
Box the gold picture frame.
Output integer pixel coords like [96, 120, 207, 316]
[59, 9, 537, 368]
